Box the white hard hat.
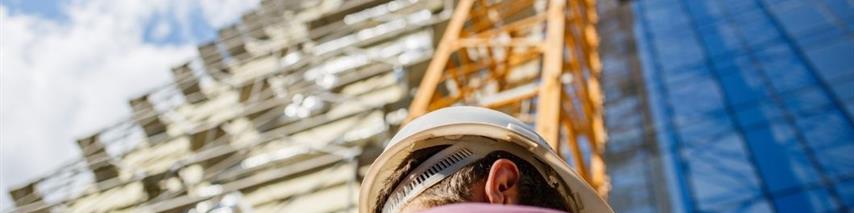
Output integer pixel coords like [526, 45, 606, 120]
[359, 106, 612, 213]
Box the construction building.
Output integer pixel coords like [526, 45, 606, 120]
[6, 0, 853, 212]
[599, 0, 853, 212]
[7, 0, 448, 212]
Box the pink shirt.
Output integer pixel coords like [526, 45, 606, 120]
[420, 203, 566, 213]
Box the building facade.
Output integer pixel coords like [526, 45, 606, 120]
[601, 0, 854, 212]
[7, 0, 447, 212]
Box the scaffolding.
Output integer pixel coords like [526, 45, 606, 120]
[407, 0, 610, 196]
[6, 0, 451, 212]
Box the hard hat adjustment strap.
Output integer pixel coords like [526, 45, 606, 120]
[382, 142, 482, 213]
[381, 136, 559, 213]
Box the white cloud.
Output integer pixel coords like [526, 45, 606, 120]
[152, 20, 172, 40]
[0, 0, 257, 209]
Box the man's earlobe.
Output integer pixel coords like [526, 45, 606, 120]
[484, 159, 520, 205]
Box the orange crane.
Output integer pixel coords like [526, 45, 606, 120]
[406, 0, 609, 196]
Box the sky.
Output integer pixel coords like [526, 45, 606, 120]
[0, 0, 259, 209]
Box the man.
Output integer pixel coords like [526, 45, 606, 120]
[359, 107, 612, 212]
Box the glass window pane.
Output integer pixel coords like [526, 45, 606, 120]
[730, 10, 781, 48]
[734, 101, 784, 127]
[717, 0, 760, 13]
[774, 188, 839, 212]
[782, 86, 833, 114]
[684, 0, 725, 24]
[718, 68, 771, 106]
[667, 78, 727, 124]
[805, 38, 854, 81]
[744, 122, 823, 191]
[793, 108, 854, 179]
[698, 24, 743, 58]
[772, 2, 836, 38]
[677, 114, 734, 142]
[663, 65, 711, 88]
[652, 31, 704, 71]
[682, 130, 765, 210]
[821, 0, 854, 27]
[829, 77, 854, 100]
[838, 179, 854, 207]
[642, 4, 691, 34]
[756, 44, 818, 93]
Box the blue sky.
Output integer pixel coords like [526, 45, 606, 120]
[141, 7, 217, 45]
[0, 0, 258, 209]
[3, 0, 70, 21]
[3, 0, 221, 44]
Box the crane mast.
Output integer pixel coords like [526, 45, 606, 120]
[407, 0, 609, 196]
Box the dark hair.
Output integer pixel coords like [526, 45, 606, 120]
[374, 144, 569, 212]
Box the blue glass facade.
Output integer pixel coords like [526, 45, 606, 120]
[601, 0, 854, 212]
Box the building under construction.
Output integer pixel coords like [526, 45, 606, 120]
[7, 0, 854, 212]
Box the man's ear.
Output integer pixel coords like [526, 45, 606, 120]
[484, 158, 520, 205]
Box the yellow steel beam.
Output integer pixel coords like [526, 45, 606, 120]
[407, 0, 475, 121]
[534, 0, 566, 149]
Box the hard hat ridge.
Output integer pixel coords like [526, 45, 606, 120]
[387, 106, 551, 151]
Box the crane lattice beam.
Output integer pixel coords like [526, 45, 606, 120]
[406, 0, 609, 196]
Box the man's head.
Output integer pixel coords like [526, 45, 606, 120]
[374, 144, 569, 212]
[358, 106, 612, 213]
